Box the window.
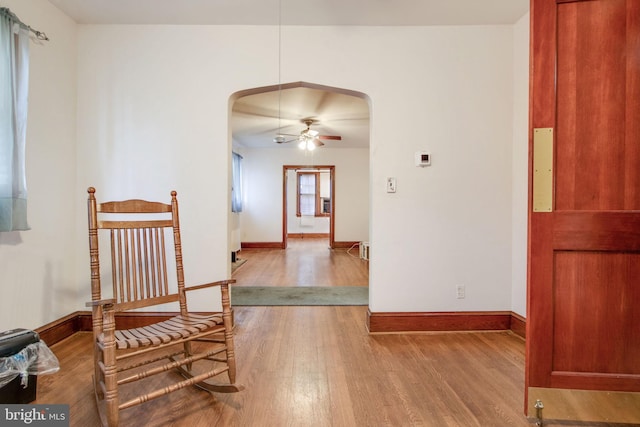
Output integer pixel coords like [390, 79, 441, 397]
[231, 152, 243, 213]
[0, 8, 31, 231]
[296, 172, 329, 217]
[297, 172, 316, 216]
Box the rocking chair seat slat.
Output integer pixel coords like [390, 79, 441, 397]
[103, 313, 224, 350]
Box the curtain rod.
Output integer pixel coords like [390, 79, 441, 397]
[0, 7, 49, 41]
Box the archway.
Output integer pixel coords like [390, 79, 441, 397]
[229, 81, 370, 254]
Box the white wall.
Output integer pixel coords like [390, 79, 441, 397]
[74, 24, 517, 313]
[0, 0, 78, 331]
[367, 26, 517, 312]
[0, 10, 531, 327]
[511, 12, 530, 317]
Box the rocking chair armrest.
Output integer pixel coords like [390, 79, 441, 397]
[184, 279, 236, 292]
[85, 298, 117, 308]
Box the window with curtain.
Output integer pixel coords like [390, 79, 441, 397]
[296, 171, 331, 217]
[0, 8, 30, 231]
[297, 172, 317, 216]
[231, 152, 243, 213]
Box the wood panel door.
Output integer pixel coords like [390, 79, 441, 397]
[527, 0, 640, 422]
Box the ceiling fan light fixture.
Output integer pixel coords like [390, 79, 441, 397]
[273, 118, 340, 149]
[298, 136, 317, 151]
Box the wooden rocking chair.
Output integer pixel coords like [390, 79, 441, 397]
[86, 187, 243, 426]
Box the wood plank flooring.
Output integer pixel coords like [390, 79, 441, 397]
[31, 237, 632, 426]
[233, 237, 368, 287]
[36, 306, 533, 427]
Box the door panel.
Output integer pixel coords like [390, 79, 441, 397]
[555, 0, 640, 211]
[527, 0, 640, 422]
[553, 252, 640, 376]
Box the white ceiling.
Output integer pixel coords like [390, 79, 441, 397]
[47, 0, 528, 26]
[232, 85, 370, 149]
[47, 0, 528, 149]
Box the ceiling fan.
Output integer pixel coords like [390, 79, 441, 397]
[273, 119, 342, 149]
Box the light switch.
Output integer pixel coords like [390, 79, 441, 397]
[387, 177, 397, 193]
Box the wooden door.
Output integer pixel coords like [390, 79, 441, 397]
[527, 0, 640, 423]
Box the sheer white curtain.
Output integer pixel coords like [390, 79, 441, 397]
[299, 173, 316, 216]
[0, 8, 30, 231]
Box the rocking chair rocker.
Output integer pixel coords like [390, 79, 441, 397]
[86, 187, 243, 426]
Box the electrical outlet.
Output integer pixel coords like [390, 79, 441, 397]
[456, 285, 465, 299]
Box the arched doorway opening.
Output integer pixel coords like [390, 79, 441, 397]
[229, 81, 370, 250]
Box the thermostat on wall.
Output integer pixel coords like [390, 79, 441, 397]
[415, 151, 431, 167]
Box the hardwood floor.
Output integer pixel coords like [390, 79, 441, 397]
[36, 306, 534, 427]
[233, 237, 368, 287]
[31, 238, 632, 426]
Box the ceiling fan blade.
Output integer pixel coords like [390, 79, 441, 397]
[274, 118, 341, 147]
[318, 135, 342, 140]
[273, 135, 300, 144]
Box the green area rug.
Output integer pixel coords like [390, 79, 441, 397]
[231, 286, 368, 306]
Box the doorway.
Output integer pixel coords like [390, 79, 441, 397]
[282, 165, 335, 249]
[229, 82, 370, 298]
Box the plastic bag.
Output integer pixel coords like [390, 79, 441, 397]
[0, 341, 60, 389]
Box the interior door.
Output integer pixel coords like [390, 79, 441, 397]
[526, 0, 640, 423]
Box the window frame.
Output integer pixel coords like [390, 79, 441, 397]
[296, 171, 329, 217]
